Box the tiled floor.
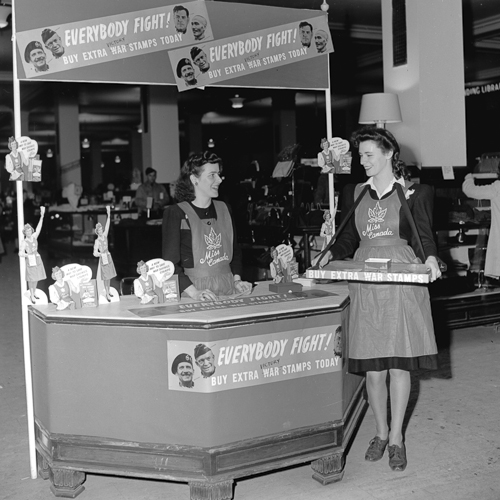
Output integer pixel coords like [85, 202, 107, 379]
[1, 240, 500, 500]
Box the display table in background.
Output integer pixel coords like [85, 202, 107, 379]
[29, 282, 366, 499]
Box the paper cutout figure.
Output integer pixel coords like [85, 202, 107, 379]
[5, 136, 43, 182]
[134, 258, 178, 304]
[311, 210, 334, 268]
[49, 263, 96, 309]
[315, 137, 351, 175]
[134, 260, 161, 304]
[19, 206, 47, 304]
[270, 244, 298, 283]
[93, 206, 118, 302]
[49, 266, 81, 310]
[5, 137, 29, 181]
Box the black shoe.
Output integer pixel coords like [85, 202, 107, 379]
[365, 436, 389, 461]
[388, 443, 407, 471]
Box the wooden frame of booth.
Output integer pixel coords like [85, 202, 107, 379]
[13, 0, 343, 488]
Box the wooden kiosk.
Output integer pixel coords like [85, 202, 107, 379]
[13, 0, 349, 495]
[30, 282, 366, 498]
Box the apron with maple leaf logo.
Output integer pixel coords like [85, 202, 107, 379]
[178, 200, 235, 297]
[347, 183, 437, 371]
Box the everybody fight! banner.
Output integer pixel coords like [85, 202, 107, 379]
[16, 1, 212, 78]
[167, 323, 343, 393]
[168, 15, 333, 91]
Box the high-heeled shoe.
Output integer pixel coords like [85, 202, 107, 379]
[388, 443, 407, 471]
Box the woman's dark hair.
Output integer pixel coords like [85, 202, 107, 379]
[174, 151, 222, 202]
[351, 126, 410, 180]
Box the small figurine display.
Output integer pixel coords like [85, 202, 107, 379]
[312, 210, 334, 268]
[134, 258, 179, 304]
[269, 244, 301, 293]
[49, 266, 80, 310]
[48, 263, 98, 310]
[134, 260, 160, 304]
[317, 137, 339, 174]
[270, 246, 285, 284]
[93, 206, 118, 302]
[4, 136, 43, 182]
[319, 136, 351, 175]
[19, 206, 47, 304]
[5, 136, 29, 181]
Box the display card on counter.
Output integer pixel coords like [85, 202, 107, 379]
[306, 260, 431, 284]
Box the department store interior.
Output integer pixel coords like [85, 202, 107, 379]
[1, 0, 500, 324]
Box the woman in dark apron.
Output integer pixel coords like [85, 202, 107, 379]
[162, 152, 252, 301]
[329, 127, 441, 471]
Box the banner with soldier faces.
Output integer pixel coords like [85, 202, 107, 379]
[16, 0, 213, 78]
[167, 323, 343, 393]
[168, 14, 333, 91]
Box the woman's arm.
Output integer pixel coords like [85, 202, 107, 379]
[162, 205, 194, 293]
[33, 206, 45, 239]
[329, 184, 360, 261]
[463, 174, 500, 201]
[103, 206, 111, 237]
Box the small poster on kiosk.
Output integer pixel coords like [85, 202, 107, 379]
[168, 323, 343, 393]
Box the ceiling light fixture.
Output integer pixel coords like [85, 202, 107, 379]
[115, 155, 121, 164]
[81, 137, 90, 149]
[207, 138, 215, 148]
[230, 94, 245, 109]
[320, 0, 329, 13]
[46, 148, 53, 158]
[0, 4, 12, 29]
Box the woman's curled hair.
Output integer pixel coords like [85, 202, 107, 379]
[174, 151, 222, 202]
[351, 126, 410, 180]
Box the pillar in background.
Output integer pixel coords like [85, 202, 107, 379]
[55, 86, 82, 189]
[272, 92, 296, 160]
[186, 111, 203, 155]
[382, 0, 467, 167]
[141, 86, 180, 184]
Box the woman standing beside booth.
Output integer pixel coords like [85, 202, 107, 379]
[162, 152, 252, 301]
[327, 127, 441, 472]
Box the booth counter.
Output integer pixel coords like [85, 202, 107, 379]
[29, 282, 366, 499]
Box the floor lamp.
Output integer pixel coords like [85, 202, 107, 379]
[358, 92, 402, 128]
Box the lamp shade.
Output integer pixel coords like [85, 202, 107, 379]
[358, 93, 402, 128]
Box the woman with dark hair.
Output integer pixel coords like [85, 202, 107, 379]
[328, 126, 441, 472]
[162, 152, 252, 301]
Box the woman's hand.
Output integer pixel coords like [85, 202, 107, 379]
[425, 256, 442, 282]
[234, 279, 252, 295]
[186, 285, 217, 302]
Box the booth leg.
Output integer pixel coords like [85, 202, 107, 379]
[189, 479, 234, 500]
[49, 468, 86, 498]
[37, 450, 50, 480]
[311, 451, 345, 485]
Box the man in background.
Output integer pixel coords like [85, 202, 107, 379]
[135, 167, 170, 217]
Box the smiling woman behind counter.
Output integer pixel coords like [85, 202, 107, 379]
[162, 152, 252, 301]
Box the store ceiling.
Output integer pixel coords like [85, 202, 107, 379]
[0, 0, 499, 154]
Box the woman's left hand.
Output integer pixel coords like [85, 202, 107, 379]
[234, 280, 253, 295]
[425, 256, 442, 282]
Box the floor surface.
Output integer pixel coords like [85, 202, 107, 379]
[1, 241, 500, 500]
